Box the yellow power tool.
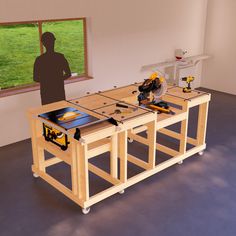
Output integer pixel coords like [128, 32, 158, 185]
[182, 76, 195, 93]
[138, 72, 175, 115]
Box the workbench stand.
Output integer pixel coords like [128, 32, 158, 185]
[27, 84, 210, 214]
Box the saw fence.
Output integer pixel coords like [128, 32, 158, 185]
[27, 83, 211, 214]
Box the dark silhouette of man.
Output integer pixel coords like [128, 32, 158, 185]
[33, 32, 71, 105]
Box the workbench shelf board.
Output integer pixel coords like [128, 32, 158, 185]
[68, 82, 140, 105]
[164, 87, 211, 110]
[99, 85, 139, 100]
[93, 103, 150, 123]
[70, 90, 154, 119]
[69, 94, 118, 110]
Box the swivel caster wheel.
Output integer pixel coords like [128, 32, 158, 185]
[33, 173, 39, 178]
[82, 207, 90, 215]
[128, 138, 133, 143]
[198, 151, 204, 156]
[119, 190, 125, 194]
[178, 160, 183, 165]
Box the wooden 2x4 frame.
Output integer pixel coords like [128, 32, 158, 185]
[27, 83, 211, 214]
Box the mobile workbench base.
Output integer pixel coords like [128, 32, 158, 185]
[27, 84, 210, 214]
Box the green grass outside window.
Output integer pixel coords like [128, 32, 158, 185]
[0, 20, 85, 90]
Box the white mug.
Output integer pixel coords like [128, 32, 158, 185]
[175, 49, 187, 60]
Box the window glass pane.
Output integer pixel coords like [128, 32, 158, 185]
[0, 24, 40, 89]
[42, 20, 85, 76]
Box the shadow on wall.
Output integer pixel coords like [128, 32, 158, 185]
[33, 32, 71, 105]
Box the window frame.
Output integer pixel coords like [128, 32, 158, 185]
[0, 17, 91, 98]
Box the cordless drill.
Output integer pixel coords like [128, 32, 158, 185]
[181, 76, 195, 93]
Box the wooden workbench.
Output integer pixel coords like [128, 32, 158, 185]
[27, 83, 211, 214]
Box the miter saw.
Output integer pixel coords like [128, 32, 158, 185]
[138, 72, 175, 114]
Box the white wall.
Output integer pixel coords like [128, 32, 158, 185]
[202, 0, 236, 95]
[0, 0, 208, 147]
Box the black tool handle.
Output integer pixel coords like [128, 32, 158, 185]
[116, 103, 129, 108]
[74, 128, 81, 140]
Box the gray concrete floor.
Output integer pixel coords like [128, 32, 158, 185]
[0, 88, 236, 236]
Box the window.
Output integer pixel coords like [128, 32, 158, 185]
[0, 18, 89, 96]
[42, 20, 86, 76]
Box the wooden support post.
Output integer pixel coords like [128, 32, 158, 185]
[77, 143, 89, 201]
[118, 131, 128, 183]
[179, 119, 188, 154]
[110, 134, 118, 179]
[30, 119, 45, 172]
[179, 103, 189, 154]
[146, 120, 157, 169]
[71, 141, 78, 196]
[197, 102, 209, 145]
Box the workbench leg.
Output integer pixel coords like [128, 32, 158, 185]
[179, 102, 189, 156]
[196, 102, 209, 146]
[179, 118, 188, 155]
[30, 119, 45, 173]
[71, 141, 78, 196]
[77, 143, 89, 201]
[179, 107, 189, 157]
[110, 134, 118, 179]
[118, 131, 128, 183]
[146, 120, 157, 169]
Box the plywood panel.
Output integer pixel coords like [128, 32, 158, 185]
[94, 102, 149, 122]
[167, 86, 207, 100]
[101, 85, 138, 100]
[70, 94, 116, 110]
